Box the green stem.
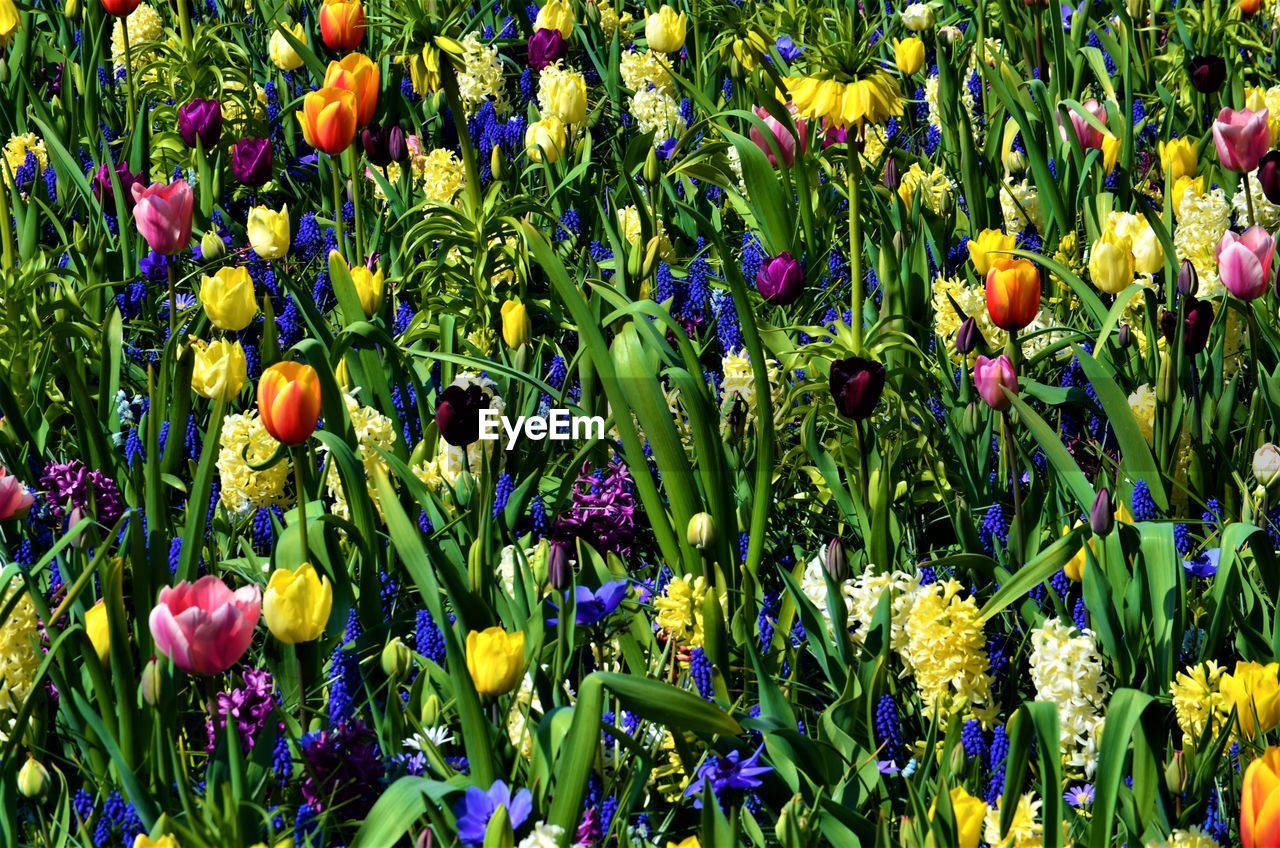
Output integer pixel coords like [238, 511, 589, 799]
[847, 138, 865, 353]
[329, 155, 346, 252]
[292, 446, 310, 565]
[167, 264, 177, 342]
[1244, 169, 1258, 228]
[1002, 411, 1023, 567]
[345, 145, 364, 260]
[120, 15, 137, 134]
[0, 169, 13, 271]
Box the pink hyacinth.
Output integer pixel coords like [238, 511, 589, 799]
[973, 354, 1019, 412]
[149, 576, 261, 675]
[749, 103, 809, 167]
[1213, 108, 1271, 174]
[131, 180, 194, 255]
[1218, 226, 1277, 301]
[0, 468, 33, 521]
[1059, 98, 1109, 151]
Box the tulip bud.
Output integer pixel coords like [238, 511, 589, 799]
[1164, 751, 1187, 795]
[1177, 258, 1198, 297]
[482, 802, 514, 848]
[64, 0, 78, 17]
[883, 157, 900, 191]
[548, 541, 573, 590]
[1090, 488, 1114, 536]
[421, 693, 442, 725]
[1117, 323, 1133, 349]
[140, 657, 164, 706]
[644, 148, 661, 185]
[756, 252, 804, 305]
[686, 512, 716, 550]
[490, 144, 506, 181]
[454, 469, 476, 506]
[1157, 350, 1176, 403]
[199, 230, 225, 262]
[381, 637, 412, 679]
[1255, 444, 1280, 488]
[18, 757, 51, 800]
[961, 401, 982, 437]
[824, 537, 849, 583]
[956, 316, 980, 354]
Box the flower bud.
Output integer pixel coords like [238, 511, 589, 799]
[18, 757, 51, 800]
[883, 157, 901, 192]
[548, 541, 573, 590]
[381, 637, 412, 679]
[1177, 258, 1198, 297]
[1259, 150, 1280, 205]
[200, 230, 225, 262]
[824, 537, 849, 583]
[1117, 323, 1133, 349]
[483, 801, 514, 848]
[421, 693, 442, 726]
[1255, 443, 1280, 488]
[1157, 350, 1176, 403]
[454, 469, 476, 506]
[1090, 487, 1114, 536]
[140, 657, 164, 706]
[686, 512, 716, 550]
[644, 148, 661, 184]
[956, 316, 980, 355]
[1164, 751, 1187, 795]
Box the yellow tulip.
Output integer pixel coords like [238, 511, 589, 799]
[465, 626, 526, 696]
[501, 300, 532, 349]
[86, 600, 110, 663]
[199, 266, 258, 331]
[929, 786, 986, 848]
[1063, 522, 1089, 582]
[247, 204, 291, 261]
[0, 0, 19, 46]
[1100, 132, 1120, 173]
[263, 563, 334, 644]
[1158, 137, 1197, 184]
[269, 23, 306, 72]
[541, 67, 587, 125]
[134, 836, 181, 848]
[666, 839, 700, 848]
[1088, 229, 1134, 295]
[190, 338, 248, 402]
[526, 116, 567, 164]
[534, 0, 574, 37]
[1222, 661, 1280, 738]
[645, 5, 686, 53]
[967, 229, 1017, 277]
[893, 37, 925, 76]
[351, 264, 385, 317]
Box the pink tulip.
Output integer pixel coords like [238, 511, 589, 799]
[1059, 98, 1108, 151]
[0, 468, 33, 521]
[131, 180, 194, 255]
[1213, 108, 1271, 174]
[749, 103, 809, 167]
[1218, 226, 1277, 301]
[149, 576, 261, 675]
[974, 354, 1019, 411]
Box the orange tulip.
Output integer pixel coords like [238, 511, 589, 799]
[1241, 0, 1261, 15]
[324, 53, 380, 127]
[985, 256, 1040, 331]
[1242, 746, 1280, 848]
[319, 0, 365, 51]
[257, 362, 323, 445]
[296, 87, 358, 155]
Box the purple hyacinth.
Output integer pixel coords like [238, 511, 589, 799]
[550, 461, 638, 558]
[298, 721, 385, 818]
[40, 460, 125, 525]
[206, 668, 277, 752]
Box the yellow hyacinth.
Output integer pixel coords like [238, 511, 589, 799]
[263, 563, 334, 644]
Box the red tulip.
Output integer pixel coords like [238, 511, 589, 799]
[257, 362, 323, 445]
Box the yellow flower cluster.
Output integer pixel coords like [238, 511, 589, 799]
[2, 133, 47, 190]
[984, 792, 1043, 848]
[620, 50, 671, 93]
[784, 74, 903, 128]
[456, 33, 507, 115]
[719, 350, 782, 431]
[1169, 661, 1229, 744]
[0, 580, 39, 742]
[1127, 385, 1156, 445]
[597, 1, 633, 40]
[631, 87, 685, 138]
[897, 163, 953, 214]
[418, 148, 467, 204]
[111, 4, 163, 73]
[902, 579, 993, 718]
[1174, 183, 1230, 299]
[654, 574, 707, 647]
[217, 411, 291, 516]
[848, 569, 920, 658]
[1028, 618, 1109, 776]
[323, 393, 398, 521]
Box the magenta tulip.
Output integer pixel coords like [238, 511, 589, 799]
[131, 180, 194, 255]
[149, 576, 261, 675]
[1213, 108, 1271, 173]
[973, 354, 1019, 411]
[0, 468, 33, 521]
[1059, 98, 1108, 151]
[1218, 226, 1277, 301]
[749, 103, 809, 167]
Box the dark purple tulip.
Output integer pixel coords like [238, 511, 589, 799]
[883, 157, 900, 192]
[361, 124, 407, 168]
[1187, 56, 1226, 94]
[92, 162, 144, 210]
[548, 541, 573, 590]
[1177, 257, 1198, 297]
[756, 252, 803, 305]
[1164, 297, 1214, 355]
[1259, 150, 1280, 204]
[1117, 323, 1133, 349]
[824, 537, 848, 582]
[1090, 488, 1114, 535]
[527, 28, 567, 71]
[231, 138, 273, 186]
[956, 316, 980, 354]
[434, 383, 490, 446]
[829, 356, 886, 420]
[177, 98, 223, 149]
